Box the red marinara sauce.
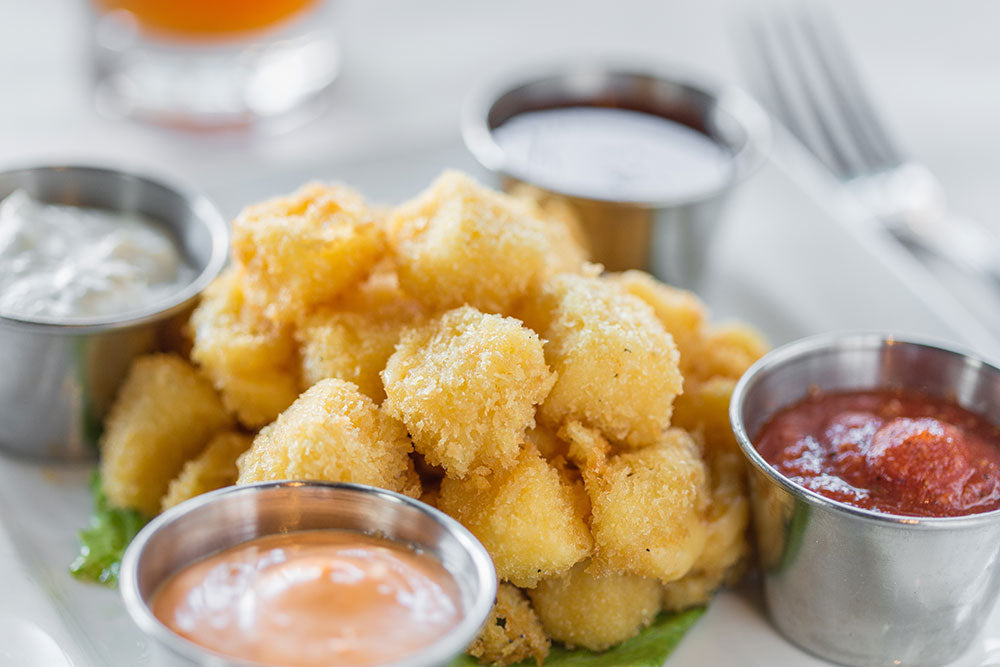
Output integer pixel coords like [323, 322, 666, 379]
[755, 388, 1000, 517]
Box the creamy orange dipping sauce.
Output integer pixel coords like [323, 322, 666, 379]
[150, 531, 463, 666]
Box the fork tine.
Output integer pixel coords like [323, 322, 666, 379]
[744, 17, 854, 175]
[774, 13, 868, 176]
[797, 7, 905, 170]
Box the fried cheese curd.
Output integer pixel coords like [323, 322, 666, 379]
[469, 583, 550, 666]
[382, 306, 555, 478]
[297, 270, 425, 403]
[160, 431, 253, 511]
[563, 422, 710, 582]
[528, 561, 662, 652]
[387, 171, 561, 314]
[437, 446, 592, 588]
[189, 267, 301, 428]
[236, 379, 420, 497]
[667, 377, 757, 609]
[231, 182, 385, 323]
[95, 172, 770, 664]
[100, 354, 233, 516]
[521, 273, 683, 448]
[507, 183, 590, 274]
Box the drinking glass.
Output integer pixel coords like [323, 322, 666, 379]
[90, 0, 339, 130]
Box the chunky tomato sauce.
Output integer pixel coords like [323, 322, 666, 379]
[755, 389, 1000, 517]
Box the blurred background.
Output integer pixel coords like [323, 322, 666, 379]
[4, 0, 1000, 354]
[3, 0, 996, 217]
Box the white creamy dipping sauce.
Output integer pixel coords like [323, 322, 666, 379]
[0, 189, 195, 320]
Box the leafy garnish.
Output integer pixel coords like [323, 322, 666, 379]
[451, 607, 704, 667]
[69, 472, 150, 587]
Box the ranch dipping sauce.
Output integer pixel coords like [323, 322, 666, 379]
[151, 530, 463, 666]
[491, 106, 733, 202]
[0, 189, 194, 321]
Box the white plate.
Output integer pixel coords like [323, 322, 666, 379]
[3, 135, 999, 667]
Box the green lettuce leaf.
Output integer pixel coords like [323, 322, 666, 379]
[69, 472, 150, 587]
[451, 607, 704, 667]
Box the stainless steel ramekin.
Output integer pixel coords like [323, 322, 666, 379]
[120, 481, 497, 667]
[0, 165, 228, 461]
[731, 332, 1000, 666]
[462, 63, 770, 288]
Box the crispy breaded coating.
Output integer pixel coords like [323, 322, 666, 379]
[236, 379, 420, 497]
[687, 323, 768, 384]
[528, 561, 662, 652]
[691, 449, 750, 578]
[574, 426, 709, 582]
[101, 354, 232, 516]
[521, 273, 682, 448]
[611, 270, 707, 374]
[387, 171, 552, 314]
[673, 377, 752, 583]
[525, 422, 568, 462]
[438, 447, 592, 588]
[297, 271, 425, 402]
[160, 431, 253, 511]
[661, 568, 728, 612]
[382, 306, 555, 478]
[673, 376, 742, 459]
[232, 182, 385, 323]
[469, 583, 550, 666]
[190, 268, 301, 428]
[508, 183, 589, 275]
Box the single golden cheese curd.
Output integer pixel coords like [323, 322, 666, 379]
[522, 273, 683, 448]
[101, 354, 232, 516]
[468, 583, 550, 666]
[610, 270, 707, 373]
[686, 322, 768, 385]
[232, 182, 385, 323]
[297, 271, 425, 402]
[528, 561, 662, 652]
[387, 171, 552, 314]
[507, 183, 590, 275]
[161, 432, 253, 512]
[437, 447, 592, 588]
[672, 376, 742, 460]
[382, 306, 555, 478]
[236, 379, 420, 498]
[189, 267, 301, 428]
[582, 428, 709, 582]
[151, 531, 462, 667]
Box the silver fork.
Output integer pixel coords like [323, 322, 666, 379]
[741, 7, 1000, 286]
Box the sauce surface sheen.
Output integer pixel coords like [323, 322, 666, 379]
[492, 106, 733, 202]
[0, 189, 194, 320]
[755, 388, 1000, 517]
[151, 530, 462, 666]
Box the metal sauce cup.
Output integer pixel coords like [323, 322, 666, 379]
[120, 481, 497, 667]
[0, 165, 228, 461]
[462, 64, 769, 288]
[731, 332, 1000, 666]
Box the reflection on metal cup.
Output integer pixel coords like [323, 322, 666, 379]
[731, 332, 1000, 666]
[0, 165, 228, 461]
[463, 65, 770, 288]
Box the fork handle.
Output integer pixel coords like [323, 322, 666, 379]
[887, 212, 1000, 287]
